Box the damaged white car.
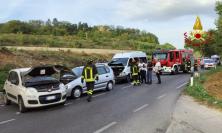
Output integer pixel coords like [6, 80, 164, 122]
[2, 66, 67, 113]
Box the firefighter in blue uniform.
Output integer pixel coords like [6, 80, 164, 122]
[81, 59, 98, 102]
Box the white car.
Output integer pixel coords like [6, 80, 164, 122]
[203, 59, 216, 69]
[2, 66, 67, 113]
[61, 64, 115, 98]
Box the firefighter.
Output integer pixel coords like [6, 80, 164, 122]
[186, 58, 191, 72]
[81, 59, 99, 102]
[131, 59, 140, 86]
[194, 59, 199, 77]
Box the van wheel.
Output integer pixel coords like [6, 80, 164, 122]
[71, 87, 82, 99]
[18, 97, 27, 113]
[106, 81, 113, 91]
[3, 91, 11, 105]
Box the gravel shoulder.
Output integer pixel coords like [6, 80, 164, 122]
[166, 95, 222, 133]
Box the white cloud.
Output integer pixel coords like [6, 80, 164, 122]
[116, 0, 216, 21]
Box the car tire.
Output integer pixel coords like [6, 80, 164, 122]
[106, 81, 113, 91]
[71, 87, 82, 99]
[18, 97, 27, 113]
[3, 91, 11, 105]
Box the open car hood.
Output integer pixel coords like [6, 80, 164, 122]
[23, 66, 59, 77]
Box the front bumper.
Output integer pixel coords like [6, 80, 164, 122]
[23, 91, 66, 108]
[162, 66, 172, 73]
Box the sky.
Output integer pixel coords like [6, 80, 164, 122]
[0, 0, 218, 48]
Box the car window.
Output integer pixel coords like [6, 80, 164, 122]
[97, 66, 107, 75]
[8, 71, 19, 85]
[105, 66, 110, 73]
[72, 67, 83, 77]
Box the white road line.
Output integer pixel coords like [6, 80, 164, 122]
[121, 85, 133, 90]
[64, 102, 73, 106]
[133, 104, 149, 113]
[0, 119, 16, 125]
[94, 122, 117, 133]
[0, 105, 5, 107]
[157, 94, 166, 100]
[92, 93, 106, 98]
[176, 82, 189, 89]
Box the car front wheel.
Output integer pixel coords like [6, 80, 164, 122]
[18, 97, 27, 113]
[106, 81, 113, 91]
[71, 87, 82, 99]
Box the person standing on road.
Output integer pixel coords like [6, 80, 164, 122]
[186, 58, 191, 72]
[131, 59, 140, 86]
[154, 58, 161, 84]
[140, 62, 147, 84]
[146, 61, 153, 84]
[138, 59, 143, 83]
[194, 59, 199, 77]
[81, 59, 99, 102]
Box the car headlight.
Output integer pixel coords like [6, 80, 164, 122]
[26, 88, 37, 99]
[59, 84, 67, 93]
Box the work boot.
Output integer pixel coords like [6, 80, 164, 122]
[87, 95, 92, 102]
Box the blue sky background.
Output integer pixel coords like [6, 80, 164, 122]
[0, 0, 218, 48]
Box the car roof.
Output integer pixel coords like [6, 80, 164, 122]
[113, 51, 146, 59]
[73, 64, 108, 70]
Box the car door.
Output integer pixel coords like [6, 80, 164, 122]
[95, 66, 108, 90]
[4, 71, 20, 102]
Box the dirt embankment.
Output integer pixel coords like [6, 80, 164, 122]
[204, 71, 222, 100]
[0, 47, 113, 69]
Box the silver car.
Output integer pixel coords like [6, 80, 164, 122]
[61, 64, 115, 98]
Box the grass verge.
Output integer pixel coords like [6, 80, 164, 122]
[185, 66, 222, 109]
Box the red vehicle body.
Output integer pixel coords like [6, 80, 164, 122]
[152, 49, 194, 74]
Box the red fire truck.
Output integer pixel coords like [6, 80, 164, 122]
[152, 49, 194, 74]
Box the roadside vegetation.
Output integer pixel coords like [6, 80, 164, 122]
[0, 47, 112, 92]
[0, 19, 175, 55]
[185, 67, 222, 109]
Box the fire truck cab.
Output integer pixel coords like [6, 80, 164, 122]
[152, 49, 194, 74]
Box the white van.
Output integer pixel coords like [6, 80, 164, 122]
[108, 51, 147, 82]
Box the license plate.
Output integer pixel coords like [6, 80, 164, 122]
[46, 96, 56, 100]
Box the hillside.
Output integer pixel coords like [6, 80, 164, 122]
[0, 19, 175, 54]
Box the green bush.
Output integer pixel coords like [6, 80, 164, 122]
[185, 66, 222, 108]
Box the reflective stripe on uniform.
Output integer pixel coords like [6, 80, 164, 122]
[84, 67, 95, 82]
[87, 90, 93, 95]
[132, 66, 138, 76]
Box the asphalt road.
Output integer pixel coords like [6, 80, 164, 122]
[0, 73, 190, 133]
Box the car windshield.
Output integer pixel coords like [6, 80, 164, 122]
[153, 53, 168, 60]
[72, 67, 83, 77]
[109, 58, 129, 66]
[204, 60, 214, 63]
